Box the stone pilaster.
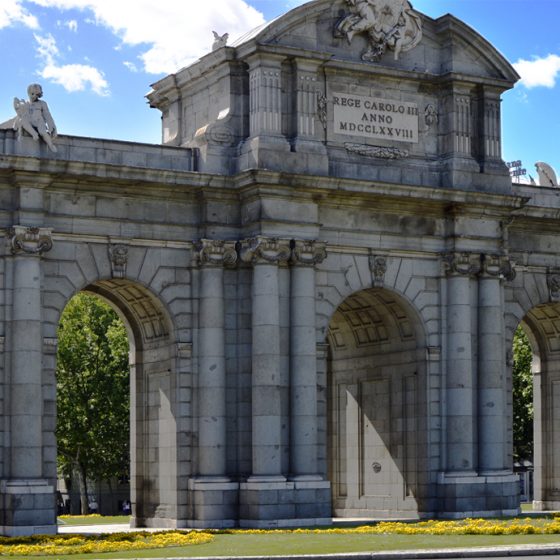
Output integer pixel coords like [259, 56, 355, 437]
[289, 241, 326, 479]
[4, 226, 56, 535]
[478, 254, 515, 474]
[195, 240, 237, 478]
[291, 59, 329, 174]
[188, 239, 239, 527]
[443, 251, 480, 474]
[241, 237, 291, 479]
[239, 54, 291, 170]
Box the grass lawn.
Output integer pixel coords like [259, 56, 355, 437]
[58, 515, 130, 525]
[7, 531, 560, 560]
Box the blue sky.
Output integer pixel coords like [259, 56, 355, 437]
[1, 0, 559, 180]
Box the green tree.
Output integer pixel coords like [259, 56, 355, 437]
[513, 326, 534, 462]
[56, 293, 130, 514]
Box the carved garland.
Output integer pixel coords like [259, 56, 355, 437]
[345, 143, 409, 159]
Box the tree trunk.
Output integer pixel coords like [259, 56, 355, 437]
[77, 463, 89, 515]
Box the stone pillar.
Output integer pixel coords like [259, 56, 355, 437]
[478, 255, 514, 473]
[444, 252, 480, 474]
[189, 239, 238, 527]
[195, 240, 237, 477]
[289, 240, 326, 479]
[241, 237, 291, 479]
[4, 226, 56, 535]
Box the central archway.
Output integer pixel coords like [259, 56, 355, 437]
[327, 288, 427, 518]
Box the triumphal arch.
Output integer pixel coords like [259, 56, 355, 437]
[0, 0, 559, 535]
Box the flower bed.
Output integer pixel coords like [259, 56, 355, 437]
[0, 530, 213, 556]
[218, 516, 560, 536]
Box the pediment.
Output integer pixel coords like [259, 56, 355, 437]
[232, 0, 518, 85]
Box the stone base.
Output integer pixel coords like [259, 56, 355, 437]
[238, 135, 291, 172]
[436, 472, 521, 518]
[186, 478, 239, 527]
[0, 479, 56, 536]
[239, 477, 331, 527]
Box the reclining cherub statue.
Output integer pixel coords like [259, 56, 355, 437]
[13, 83, 58, 152]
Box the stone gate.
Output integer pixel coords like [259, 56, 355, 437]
[0, 0, 559, 535]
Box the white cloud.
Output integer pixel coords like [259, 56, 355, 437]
[514, 54, 560, 89]
[65, 19, 78, 31]
[40, 62, 109, 95]
[25, 0, 266, 74]
[34, 32, 109, 95]
[123, 61, 138, 73]
[0, 0, 39, 29]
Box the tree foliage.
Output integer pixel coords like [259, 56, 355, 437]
[512, 326, 534, 462]
[56, 293, 130, 513]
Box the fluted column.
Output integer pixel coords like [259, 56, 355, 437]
[8, 226, 52, 477]
[444, 252, 480, 473]
[290, 240, 326, 479]
[241, 237, 291, 479]
[478, 254, 515, 473]
[195, 239, 237, 479]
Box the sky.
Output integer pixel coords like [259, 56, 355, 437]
[0, 0, 559, 181]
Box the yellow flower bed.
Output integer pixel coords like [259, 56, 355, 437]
[0, 530, 213, 556]
[218, 516, 560, 536]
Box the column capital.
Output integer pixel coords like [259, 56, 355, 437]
[291, 240, 327, 266]
[240, 237, 291, 265]
[480, 254, 516, 281]
[443, 251, 480, 277]
[8, 225, 52, 256]
[195, 239, 238, 268]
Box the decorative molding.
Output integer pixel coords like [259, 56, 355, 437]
[177, 342, 193, 359]
[443, 252, 481, 277]
[291, 240, 327, 266]
[108, 244, 129, 279]
[369, 255, 387, 287]
[317, 93, 327, 130]
[195, 239, 238, 268]
[344, 143, 409, 159]
[43, 337, 58, 355]
[240, 237, 291, 265]
[334, 0, 422, 63]
[8, 226, 52, 255]
[426, 346, 441, 362]
[424, 104, 438, 128]
[548, 267, 560, 302]
[481, 254, 516, 281]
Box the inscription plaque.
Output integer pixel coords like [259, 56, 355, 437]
[333, 93, 419, 143]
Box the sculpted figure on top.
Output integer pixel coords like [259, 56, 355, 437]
[13, 83, 57, 152]
[335, 0, 422, 62]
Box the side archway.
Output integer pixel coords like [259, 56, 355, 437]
[326, 287, 427, 518]
[56, 278, 180, 527]
[516, 303, 560, 510]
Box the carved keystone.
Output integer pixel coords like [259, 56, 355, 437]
[108, 244, 129, 279]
